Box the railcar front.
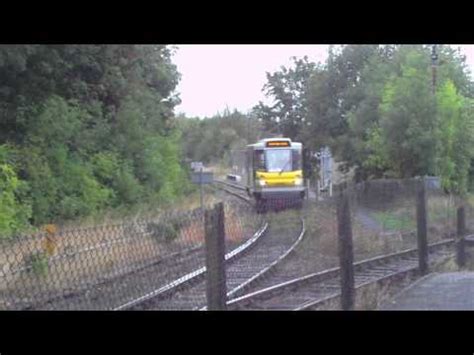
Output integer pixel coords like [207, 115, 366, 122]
[246, 138, 304, 212]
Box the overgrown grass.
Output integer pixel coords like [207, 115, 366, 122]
[24, 251, 49, 278]
[427, 194, 457, 228]
[365, 194, 458, 238]
[57, 185, 221, 230]
[372, 211, 415, 231]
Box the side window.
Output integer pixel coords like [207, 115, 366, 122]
[292, 149, 302, 170]
[254, 150, 265, 171]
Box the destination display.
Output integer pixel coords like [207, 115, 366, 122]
[266, 141, 290, 147]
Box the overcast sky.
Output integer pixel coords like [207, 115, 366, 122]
[172, 45, 474, 118]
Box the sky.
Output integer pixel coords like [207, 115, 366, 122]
[172, 45, 474, 118]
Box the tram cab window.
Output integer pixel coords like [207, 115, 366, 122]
[254, 150, 265, 171]
[292, 149, 302, 170]
[265, 149, 292, 172]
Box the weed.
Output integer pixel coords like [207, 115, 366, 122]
[373, 211, 414, 231]
[24, 251, 49, 277]
[148, 221, 179, 243]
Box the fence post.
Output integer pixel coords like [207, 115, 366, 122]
[456, 205, 466, 268]
[416, 179, 428, 275]
[337, 190, 355, 310]
[199, 167, 204, 212]
[204, 202, 227, 310]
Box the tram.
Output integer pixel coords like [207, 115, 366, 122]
[245, 138, 304, 212]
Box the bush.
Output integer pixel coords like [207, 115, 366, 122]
[24, 251, 49, 277]
[113, 167, 144, 205]
[91, 151, 121, 184]
[0, 160, 32, 238]
[0, 45, 188, 227]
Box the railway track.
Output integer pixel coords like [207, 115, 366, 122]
[213, 179, 251, 202]
[17, 182, 258, 310]
[226, 239, 455, 310]
[115, 179, 306, 310]
[121, 216, 304, 310]
[199, 217, 305, 310]
[19, 245, 207, 310]
[113, 220, 269, 310]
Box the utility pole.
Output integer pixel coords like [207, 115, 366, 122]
[431, 45, 438, 95]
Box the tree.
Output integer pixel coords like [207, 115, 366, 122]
[0, 45, 185, 229]
[305, 45, 380, 151]
[254, 44, 474, 190]
[377, 47, 437, 178]
[177, 109, 263, 166]
[333, 46, 399, 180]
[253, 56, 316, 140]
[0, 145, 31, 237]
[436, 80, 474, 194]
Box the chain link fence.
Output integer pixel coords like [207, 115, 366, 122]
[348, 178, 455, 261]
[304, 178, 458, 265]
[0, 200, 263, 310]
[268, 177, 464, 310]
[333, 177, 461, 310]
[460, 191, 474, 269]
[1, 176, 470, 311]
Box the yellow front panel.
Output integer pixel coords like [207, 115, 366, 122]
[256, 170, 302, 186]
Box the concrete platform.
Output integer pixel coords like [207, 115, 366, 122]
[380, 272, 474, 310]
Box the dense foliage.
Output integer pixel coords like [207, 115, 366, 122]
[3, 44, 474, 237]
[254, 45, 474, 194]
[0, 45, 188, 236]
[177, 109, 264, 166]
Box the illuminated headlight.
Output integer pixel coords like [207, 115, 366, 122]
[294, 178, 303, 186]
[258, 179, 266, 186]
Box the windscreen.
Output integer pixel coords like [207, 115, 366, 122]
[265, 149, 292, 172]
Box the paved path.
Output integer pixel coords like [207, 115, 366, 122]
[380, 272, 474, 310]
